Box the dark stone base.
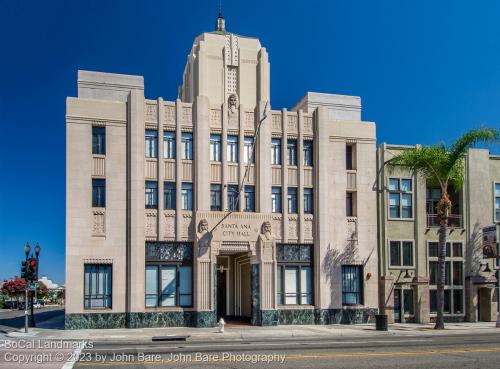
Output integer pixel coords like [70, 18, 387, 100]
[430, 315, 465, 323]
[65, 311, 216, 329]
[278, 309, 315, 325]
[315, 308, 378, 325]
[260, 310, 279, 326]
[65, 313, 126, 329]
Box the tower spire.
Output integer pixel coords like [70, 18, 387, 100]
[215, 0, 226, 32]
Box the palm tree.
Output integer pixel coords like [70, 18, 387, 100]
[388, 128, 499, 329]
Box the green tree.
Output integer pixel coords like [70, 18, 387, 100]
[388, 128, 499, 329]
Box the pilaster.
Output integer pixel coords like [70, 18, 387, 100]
[175, 99, 182, 241]
[157, 98, 165, 239]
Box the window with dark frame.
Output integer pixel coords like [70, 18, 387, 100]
[243, 136, 255, 164]
[210, 184, 222, 211]
[342, 265, 364, 305]
[163, 131, 176, 159]
[244, 185, 255, 212]
[303, 140, 313, 166]
[272, 187, 282, 213]
[287, 139, 297, 166]
[181, 132, 193, 160]
[145, 130, 158, 158]
[288, 187, 298, 214]
[227, 135, 238, 162]
[271, 138, 281, 165]
[92, 179, 106, 208]
[304, 188, 313, 214]
[84, 264, 112, 309]
[210, 134, 221, 161]
[389, 241, 414, 267]
[145, 181, 158, 209]
[388, 178, 413, 219]
[164, 182, 176, 210]
[346, 192, 356, 217]
[276, 244, 313, 305]
[92, 126, 106, 155]
[346, 144, 354, 170]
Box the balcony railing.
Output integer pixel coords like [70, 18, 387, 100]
[427, 214, 463, 228]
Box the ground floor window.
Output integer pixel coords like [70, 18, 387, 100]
[342, 265, 363, 305]
[84, 264, 112, 309]
[276, 244, 313, 305]
[429, 241, 464, 314]
[145, 242, 193, 308]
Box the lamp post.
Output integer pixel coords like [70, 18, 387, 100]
[23, 243, 30, 333]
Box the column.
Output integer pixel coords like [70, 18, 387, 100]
[257, 101, 271, 213]
[157, 98, 165, 240]
[221, 103, 228, 211]
[281, 109, 288, 242]
[194, 95, 210, 211]
[175, 99, 182, 241]
[298, 109, 305, 243]
[238, 105, 245, 211]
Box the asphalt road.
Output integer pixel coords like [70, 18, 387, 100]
[0, 306, 64, 331]
[69, 332, 500, 369]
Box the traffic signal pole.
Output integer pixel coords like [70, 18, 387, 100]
[24, 289, 28, 333]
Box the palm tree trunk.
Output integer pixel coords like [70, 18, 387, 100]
[434, 192, 450, 330]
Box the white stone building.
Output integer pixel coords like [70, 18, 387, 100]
[65, 15, 378, 329]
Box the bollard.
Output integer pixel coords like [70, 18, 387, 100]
[218, 317, 226, 333]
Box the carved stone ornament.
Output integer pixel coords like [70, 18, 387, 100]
[260, 221, 272, 241]
[228, 94, 238, 114]
[198, 219, 209, 234]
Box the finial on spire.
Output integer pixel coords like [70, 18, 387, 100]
[215, 0, 226, 32]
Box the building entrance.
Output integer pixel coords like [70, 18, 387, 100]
[216, 253, 252, 324]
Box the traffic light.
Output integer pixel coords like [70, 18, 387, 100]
[26, 258, 37, 281]
[21, 261, 27, 280]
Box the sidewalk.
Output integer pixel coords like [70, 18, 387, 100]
[8, 322, 500, 344]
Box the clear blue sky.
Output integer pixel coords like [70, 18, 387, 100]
[1, 0, 499, 284]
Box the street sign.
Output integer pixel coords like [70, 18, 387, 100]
[27, 282, 38, 291]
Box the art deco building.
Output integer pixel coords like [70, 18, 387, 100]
[377, 145, 500, 324]
[65, 15, 378, 329]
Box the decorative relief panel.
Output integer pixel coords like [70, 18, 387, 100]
[164, 212, 175, 239]
[164, 105, 175, 124]
[145, 241, 192, 261]
[210, 109, 221, 128]
[92, 156, 105, 177]
[303, 168, 313, 187]
[145, 210, 157, 239]
[227, 164, 238, 183]
[271, 113, 281, 132]
[92, 209, 105, 237]
[244, 165, 255, 184]
[182, 161, 193, 181]
[182, 213, 194, 239]
[347, 171, 357, 190]
[210, 163, 222, 182]
[287, 114, 298, 133]
[303, 116, 313, 134]
[271, 167, 282, 186]
[303, 216, 313, 241]
[347, 217, 358, 241]
[182, 106, 192, 125]
[145, 103, 157, 123]
[288, 216, 299, 240]
[145, 159, 157, 179]
[164, 161, 175, 180]
[244, 112, 254, 130]
[288, 167, 298, 186]
[276, 243, 312, 262]
[272, 216, 282, 241]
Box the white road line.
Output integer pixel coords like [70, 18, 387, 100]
[61, 346, 83, 369]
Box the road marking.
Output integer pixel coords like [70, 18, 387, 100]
[62, 346, 83, 369]
[75, 346, 500, 367]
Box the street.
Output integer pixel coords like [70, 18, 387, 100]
[70, 332, 500, 369]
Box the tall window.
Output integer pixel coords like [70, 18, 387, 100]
[303, 140, 313, 166]
[346, 144, 355, 170]
[210, 184, 222, 211]
[346, 192, 356, 217]
[145, 242, 193, 308]
[227, 135, 238, 162]
[145, 130, 158, 158]
[276, 244, 313, 305]
[271, 138, 281, 165]
[163, 131, 175, 159]
[389, 241, 414, 267]
[210, 134, 221, 161]
[244, 186, 255, 212]
[164, 182, 176, 210]
[429, 241, 464, 315]
[92, 179, 106, 208]
[227, 185, 239, 211]
[495, 183, 500, 222]
[272, 187, 282, 213]
[145, 181, 158, 209]
[181, 183, 193, 210]
[288, 187, 298, 214]
[181, 133, 193, 160]
[304, 188, 313, 214]
[287, 139, 297, 166]
[389, 178, 412, 219]
[342, 265, 363, 305]
[92, 126, 106, 155]
[84, 264, 112, 309]
[243, 136, 255, 163]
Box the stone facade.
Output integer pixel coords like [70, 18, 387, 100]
[65, 19, 379, 329]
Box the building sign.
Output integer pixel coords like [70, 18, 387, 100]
[212, 221, 260, 242]
[482, 225, 499, 258]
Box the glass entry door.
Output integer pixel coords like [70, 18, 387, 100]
[394, 288, 402, 322]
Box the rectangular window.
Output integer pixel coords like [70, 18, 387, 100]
[271, 138, 281, 165]
[145, 181, 158, 209]
[244, 186, 255, 212]
[84, 264, 112, 309]
[210, 134, 221, 161]
[346, 144, 355, 170]
[181, 132, 193, 160]
[495, 183, 500, 222]
[388, 178, 413, 219]
[163, 131, 176, 159]
[287, 139, 297, 166]
[92, 179, 106, 208]
[272, 187, 282, 213]
[342, 265, 363, 305]
[243, 136, 255, 164]
[389, 241, 414, 267]
[92, 126, 106, 155]
[181, 183, 193, 210]
[227, 184, 239, 211]
[403, 289, 414, 315]
[303, 188, 313, 214]
[145, 130, 158, 158]
[227, 135, 238, 162]
[276, 244, 313, 305]
[210, 184, 222, 211]
[346, 192, 356, 217]
[145, 264, 193, 308]
[164, 182, 176, 210]
[303, 140, 313, 166]
[428, 241, 464, 315]
[288, 187, 298, 214]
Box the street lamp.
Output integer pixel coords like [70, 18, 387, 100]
[34, 243, 41, 259]
[24, 243, 30, 258]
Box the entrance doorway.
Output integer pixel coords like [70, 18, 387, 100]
[478, 287, 493, 321]
[216, 253, 251, 324]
